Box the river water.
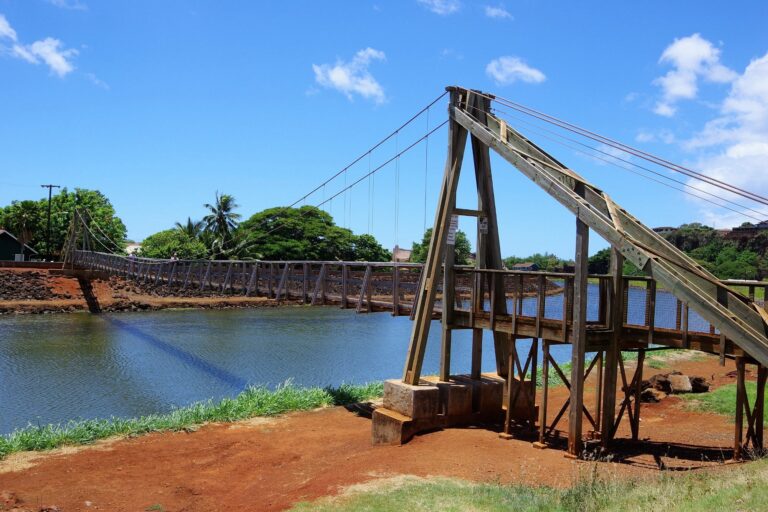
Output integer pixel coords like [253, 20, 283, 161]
[0, 285, 709, 434]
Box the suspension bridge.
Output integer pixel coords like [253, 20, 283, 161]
[62, 86, 768, 460]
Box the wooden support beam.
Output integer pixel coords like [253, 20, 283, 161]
[357, 266, 373, 313]
[311, 264, 327, 305]
[601, 249, 624, 448]
[568, 183, 590, 457]
[402, 88, 468, 385]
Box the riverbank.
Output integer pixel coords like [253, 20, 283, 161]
[0, 268, 283, 314]
[0, 353, 756, 511]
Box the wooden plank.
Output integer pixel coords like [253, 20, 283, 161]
[601, 249, 624, 447]
[568, 184, 590, 457]
[538, 341, 550, 443]
[341, 264, 349, 309]
[311, 264, 327, 305]
[647, 280, 657, 344]
[392, 265, 400, 316]
[402, 88, 468, 384]
[200, 261, 212, 290]
[246, 263, 258, 296]
[275, 263, 290, 301]
[454, 208, 482, 217]
[357, 266, 373, 313]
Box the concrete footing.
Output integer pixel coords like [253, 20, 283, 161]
[373, 373, 530, 445]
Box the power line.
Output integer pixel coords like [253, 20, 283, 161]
[261, 120, 448, 237]
[473, 91, 768, 208]
[488, 108, 767, 221]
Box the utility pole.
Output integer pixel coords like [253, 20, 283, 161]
[41, 184, 61, 261]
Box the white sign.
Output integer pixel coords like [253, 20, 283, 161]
[446, 214, 459, 245]
[479, 216, 489, 234]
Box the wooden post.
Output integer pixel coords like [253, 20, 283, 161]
[392, 265, 400, 316]
[631, 349, 645, 441]
[246, 263, 258, 296]
[538, 340, 550, 445]
[601, 249, 624, 448]
[341, 264, 349, 309]
[470, 91, 509, 378]
[568, 184, 590, 457]
[734, 357, 745, 460]
[403, 88, 468, 385]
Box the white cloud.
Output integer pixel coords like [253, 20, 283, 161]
[484, 5, 512, 19]
[46, 0, 88, 11]
[486, 56, 545, 85]
[0, 14, 17, 41]
[12, 37, 78, 77]
[312, 48, 386, 104]
[680, 52, 768, 227]
[417, 0, 460, 15]
[653, 33, 737, 116]
[1, 14, 78, 77]
[85, 72, 109, 90]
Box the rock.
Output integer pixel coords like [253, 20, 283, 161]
[690, 376, 711, 393]
[640, 388, 666, 403]
[668, 374, 693, 393]
[648, 374, 672, 393]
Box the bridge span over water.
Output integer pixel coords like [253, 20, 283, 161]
[64, 85, 768, 460]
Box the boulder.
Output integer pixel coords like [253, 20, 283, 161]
[640, 388, 666, 403]
[689, 376, 711, 393]
[668, 374, 693, 394]
[648, 374, 672, 393]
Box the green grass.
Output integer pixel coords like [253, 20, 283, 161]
[0, 381, 383, 459]
[292, 458, 768, 511]
[680, 382, 767, 426]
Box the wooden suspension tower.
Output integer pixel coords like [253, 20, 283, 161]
[373, 86, 768, 458]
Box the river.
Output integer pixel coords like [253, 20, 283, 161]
[0, 285, 709, 434]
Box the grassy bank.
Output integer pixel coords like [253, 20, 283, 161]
[0, 382, 382, 459]
[292, 458, 768, 511]
[680, 381, 767, 426]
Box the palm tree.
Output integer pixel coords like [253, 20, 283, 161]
[203, 193, 241, 259]
[175, 217, 204, 239]
[6, 200, 40, 260]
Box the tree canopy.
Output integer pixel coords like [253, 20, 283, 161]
[410, 228, 472, 265]
[0, 188, 127, 258]
[139, 229, 209, 259]
[237, 206, 390, 261]
[503, 252, 572, 272]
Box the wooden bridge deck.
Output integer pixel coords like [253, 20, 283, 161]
[74, 250, 765, 361]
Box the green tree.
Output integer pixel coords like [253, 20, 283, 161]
[351, 234, 392, 262]
[410, 228, 472, 265]
[587, 248, 611, 274]
[0, 188, 126, 258]
[203, 193, 241, 259]
[503, 252, 572, 272]
[175, 217, 204, 239]
[2, 200, 41, 258]
[139, 229, 209, 260]
[238, 206, 359, 261]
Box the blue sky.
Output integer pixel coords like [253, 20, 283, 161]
[1, 0, 766, 258]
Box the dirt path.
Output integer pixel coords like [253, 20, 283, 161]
[0, 355, 748, 512]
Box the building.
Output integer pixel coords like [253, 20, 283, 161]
[125, 242, 142, 255]
[0, 230, 38, 261]
[392, 245, 412, 263]
[653, 226, 676, 237]
[511, 262, 539, 271]
[726, 220, 768, 241]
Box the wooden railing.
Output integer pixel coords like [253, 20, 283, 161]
[72, 250, 768, 356]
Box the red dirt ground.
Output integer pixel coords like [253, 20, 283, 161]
[0, 355, 752, 512]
